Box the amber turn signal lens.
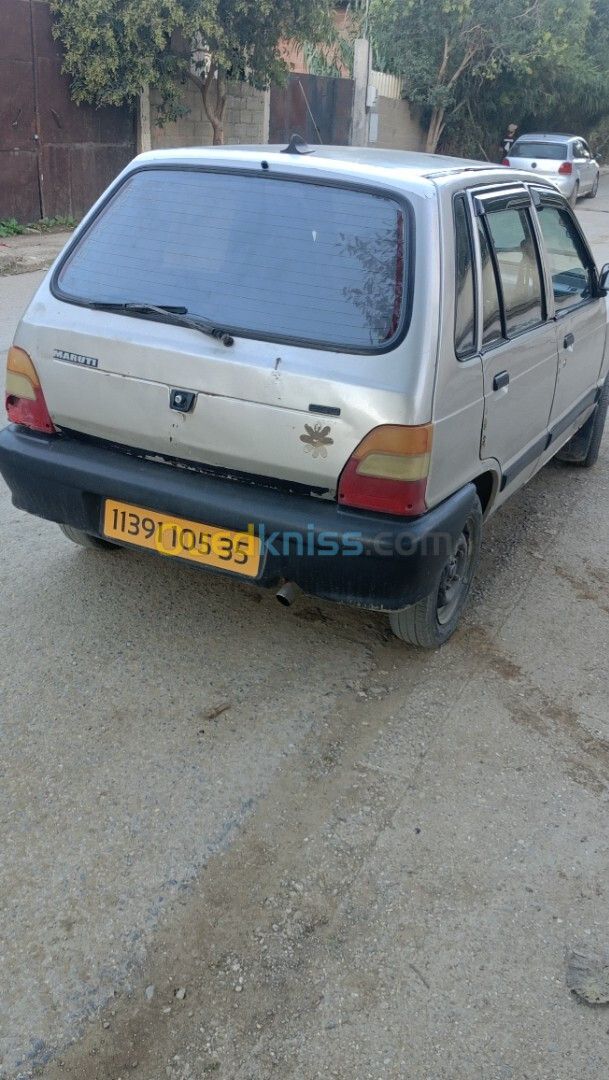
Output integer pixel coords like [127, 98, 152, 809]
[338, 424, 434, 517]
[350, 424, 433, 460]
[7, 345, 41, 388]
[5, 346, 56, 434]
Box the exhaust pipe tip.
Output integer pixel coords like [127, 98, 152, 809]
[276, 581, 301, 607]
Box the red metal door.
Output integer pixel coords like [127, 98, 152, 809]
[0, 0, 41, 222]
[1, 0, 136, 224]
[269, 74, 354, 147]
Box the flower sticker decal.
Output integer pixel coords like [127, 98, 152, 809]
[300, 422, 334, 459]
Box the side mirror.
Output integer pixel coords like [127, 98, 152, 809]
[598, 263, 609, 296]
[596, 153, 603, 162]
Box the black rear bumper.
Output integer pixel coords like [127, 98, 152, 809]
[0, 425, 477, 611]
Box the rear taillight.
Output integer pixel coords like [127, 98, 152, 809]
[558, 161, 573, 175]
[5, 346, 56, 434]
[338, 424, 433, 516]
[501, 158, 510, 166]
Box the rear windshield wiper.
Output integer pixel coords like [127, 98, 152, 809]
[89, 301, 234, 347]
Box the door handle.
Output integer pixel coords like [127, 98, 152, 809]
[563, 332, 575, 350]
[493, 370, 510, 391]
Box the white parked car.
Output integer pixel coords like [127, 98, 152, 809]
[1, 141, 609, 646]
[503, 133, 600, 207]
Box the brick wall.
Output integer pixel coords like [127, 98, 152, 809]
[149, 81, 268, 149]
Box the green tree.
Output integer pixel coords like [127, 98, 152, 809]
[440, 0, 609, 161]
[369, 0, 593, 154]
[50, 0, 334, 144]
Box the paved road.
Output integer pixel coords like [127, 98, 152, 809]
[1, 182, 609, 1080]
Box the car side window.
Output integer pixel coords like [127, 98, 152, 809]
[453, 195, 477, 358]
[536, 202, 594, 311]
[484, 207, 544, 336]
[477, 219, 502, 347]
[581, 141, 592, 160]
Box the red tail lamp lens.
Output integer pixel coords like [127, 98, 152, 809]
[338, 424, 433, 516]
[5, 346, 56, 434]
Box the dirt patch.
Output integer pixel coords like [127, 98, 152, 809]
[38, 688, 406, 1080]
[554, 563, 609, 616]
[0, 230, 72, 276]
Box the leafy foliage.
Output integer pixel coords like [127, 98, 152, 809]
[300, 0, 366, 78]
[49, 0, 190, 118]
[0, 215, 77, 239]
[50, 0, 334, 141]
[368, 0, 598, 154]
[0, 218, 25, 238]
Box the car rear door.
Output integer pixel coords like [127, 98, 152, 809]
[572, 140, 592, 195]
[581, 140, 597, 193]
[534, 192, 606, 432]
[474, 187, 558, 495]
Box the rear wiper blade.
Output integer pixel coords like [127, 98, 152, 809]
[89, 301, 235, 347]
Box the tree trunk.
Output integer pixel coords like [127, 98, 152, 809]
[425, 107, 446, 154]
[188, 66, 228, 146]
[203, 66, 227, 145]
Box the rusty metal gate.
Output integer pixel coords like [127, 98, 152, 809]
[269, 74, 354, 147]
[1, 0, 136, 223]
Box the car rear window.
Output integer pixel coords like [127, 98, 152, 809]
[55, 168, 409, 352]
[509, 142, 568, 160]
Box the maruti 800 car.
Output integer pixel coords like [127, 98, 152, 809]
[1, 140, 608, 646]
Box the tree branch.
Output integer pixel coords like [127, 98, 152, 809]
[437, 32, 451, 83]
[447, 44, 478, 87]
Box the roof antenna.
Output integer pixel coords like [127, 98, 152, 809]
[281, 134, 314, 155]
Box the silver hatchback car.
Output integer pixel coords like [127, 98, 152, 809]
[2, 143, 609, 647]
[503, 133, 600, 206]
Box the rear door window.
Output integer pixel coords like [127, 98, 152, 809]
[474, 189, 547, 348]
[536, 200, 595, 311]
[478, 220, 503, 347]
[484, 207, 544, 335]
[54, 168, 411, 353]
[453, 194, 477, 358]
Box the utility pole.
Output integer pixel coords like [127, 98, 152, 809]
[351, 1, 372, 147]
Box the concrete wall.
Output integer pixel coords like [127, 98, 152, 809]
[375, 97, 426, 152]
[149, 81, 268, 150]
[144, 74, 425, 154]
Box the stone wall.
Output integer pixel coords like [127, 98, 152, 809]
[148, 81, 268, 150]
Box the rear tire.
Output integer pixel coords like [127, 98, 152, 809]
[587, 174, 599, 199]
[569, 182, 580, 209]
[59, 524, 118, 550]
[555, 377, 609, 469]
[389, 496, 482, 648]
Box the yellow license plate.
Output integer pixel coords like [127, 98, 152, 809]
[103, 499, 260, 577]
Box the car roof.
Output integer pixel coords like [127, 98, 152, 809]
[513, 134, 579, 142]
[132, 143, 528, 193]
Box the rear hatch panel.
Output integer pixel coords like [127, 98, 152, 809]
[13, 158, 440, 496]
[17, 299, 424, 497]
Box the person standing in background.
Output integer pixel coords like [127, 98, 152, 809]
[499, 123, 518, 159]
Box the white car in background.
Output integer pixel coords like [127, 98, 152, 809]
[503, 134, 600, 207]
